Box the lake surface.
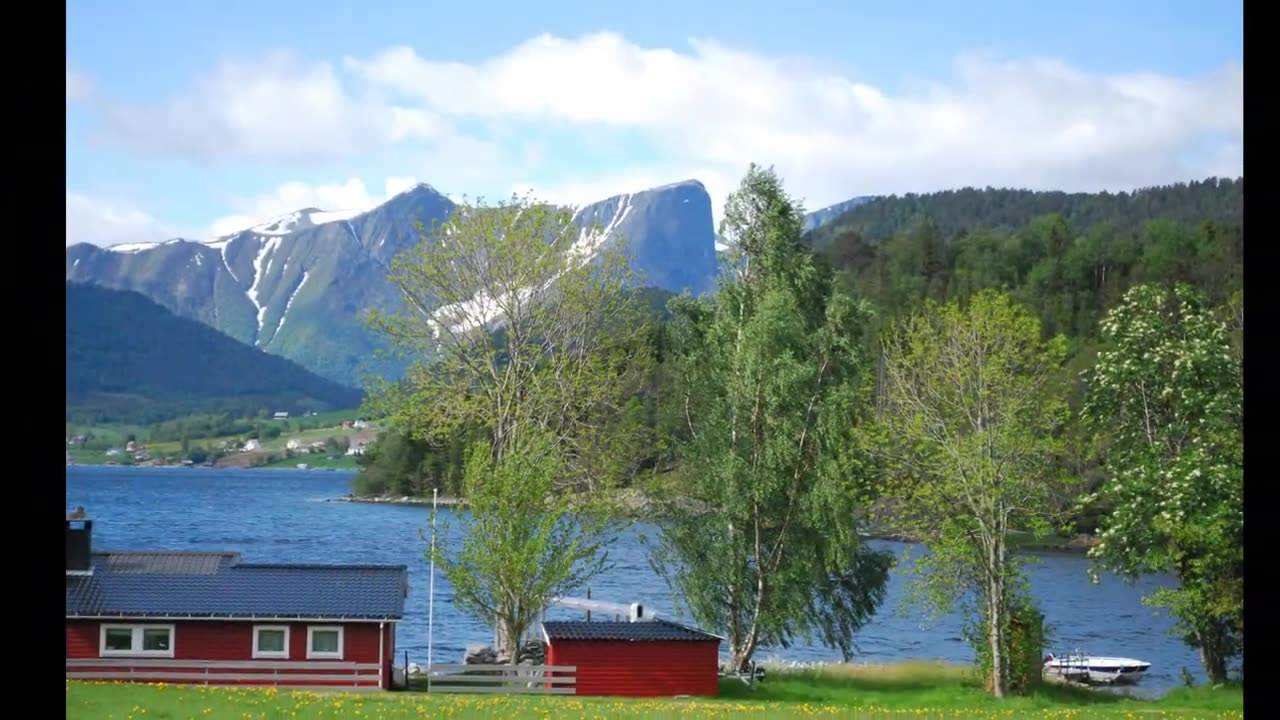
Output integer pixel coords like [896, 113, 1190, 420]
[66, 465, 1207, 697]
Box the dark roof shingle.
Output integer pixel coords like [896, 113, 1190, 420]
[543, 619, 720, 642]
[66, 552, 408, 621]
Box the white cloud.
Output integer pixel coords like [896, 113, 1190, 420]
[511, 164, 735, 216]
[66, 63, 93, 103]
[66, 191, 189, 247]
[73, 33, 1242, 241]
[96, 50, 449, 165]
[208, 175, 432, 237]
[347, 33, 1243, 212]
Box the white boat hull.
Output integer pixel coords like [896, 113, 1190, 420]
[1044, 654, 1151, 685]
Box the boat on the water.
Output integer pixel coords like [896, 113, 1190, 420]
[1043, 651, 1151, 685]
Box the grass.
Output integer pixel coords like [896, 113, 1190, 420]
[65, 662, 1244, 719]
[261, 453, 360, 470]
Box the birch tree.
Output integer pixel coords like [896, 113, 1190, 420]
[365, 191, 652, 491]
[432, 428, 617, 663]
[1082, 283, 1243, 684]
[878, 289, 1070, 697]
[649, 164, 892, 672]
[365, 192, 648, 656]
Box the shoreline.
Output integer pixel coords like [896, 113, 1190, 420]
[327, 494, 1098, 553]
[69, 465, 1098, 554]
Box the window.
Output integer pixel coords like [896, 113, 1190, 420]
[252, 625, 290, 659]
[99, 624, 175, 657]
[306, 626, 344, 659]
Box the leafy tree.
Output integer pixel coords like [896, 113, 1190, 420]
[431, 429, 617, 661]
[365, 191, 653, 492]
[365, 190, 648, 655]
[1081, 283, 1243, 684]
[649, 164, 892, 672]
[878, 289, 1070, 697]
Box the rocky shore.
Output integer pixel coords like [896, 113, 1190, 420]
[327, 494, 468, 508]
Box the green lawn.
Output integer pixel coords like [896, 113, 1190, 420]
[261, 453, 360, 470]
[65, 662, 1244, 719]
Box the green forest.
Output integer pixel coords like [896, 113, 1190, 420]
[352, 177, 1243, 510]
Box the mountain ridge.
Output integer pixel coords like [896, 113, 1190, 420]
[67, 179, 730, 386]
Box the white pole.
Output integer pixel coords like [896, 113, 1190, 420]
[427, 488, 438, 687]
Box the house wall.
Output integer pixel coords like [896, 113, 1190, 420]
[546, 639, 720, 697]
[65, 619, 395, 690]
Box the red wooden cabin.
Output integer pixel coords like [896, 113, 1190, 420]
[65, 519, 407, 691]
[543, 619, 721, 697]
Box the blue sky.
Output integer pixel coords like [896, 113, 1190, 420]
[66, 0, 1243, 247]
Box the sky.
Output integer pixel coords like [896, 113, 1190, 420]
[65, 0, 1243, 248]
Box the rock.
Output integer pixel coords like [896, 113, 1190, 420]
[517, 642, 546, 665]
[464, 645, 499, 665]
[1067, 534, 1101, 550]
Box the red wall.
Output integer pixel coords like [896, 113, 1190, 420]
[547, 640, 720, 697]
[66, 619, 396, 689]
[66, 620, 383, 663]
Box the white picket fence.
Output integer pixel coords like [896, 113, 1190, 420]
[427, 664, 577, 695]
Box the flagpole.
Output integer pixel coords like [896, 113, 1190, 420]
[427, 487, 438, 689]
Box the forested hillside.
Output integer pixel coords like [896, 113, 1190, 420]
[821, 188, 1242, 341]
[67, 282, 364, 424]
[807, 178, 1242, 248]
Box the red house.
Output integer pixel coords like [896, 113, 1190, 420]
[65, 519, 408, 691]
[543, 619, 721, 697]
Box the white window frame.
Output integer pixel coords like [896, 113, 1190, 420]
[306, 625, 344, 660]
[252, 624, 291, 659]
[99, 623, 176, 658]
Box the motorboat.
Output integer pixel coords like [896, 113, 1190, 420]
[1043, 651, 1151, 685]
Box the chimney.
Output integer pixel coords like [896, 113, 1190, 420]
[66, 518, 93, 574]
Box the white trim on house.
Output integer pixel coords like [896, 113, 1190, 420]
[306, 626, 344, 660]
[99, 623, 176, 658]
[252, 625, 291, 659]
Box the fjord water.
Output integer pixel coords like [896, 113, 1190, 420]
[67, 465, 1207, 697]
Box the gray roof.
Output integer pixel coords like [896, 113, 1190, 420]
[543, 619, 720, 643]
[66, 552, 408, 621]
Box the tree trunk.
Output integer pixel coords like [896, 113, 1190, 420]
[1197, 624, 1230, 685]
[730, 637, 758, 674]
[986, 537, 1007, 698]
[495, 618, 514, 662]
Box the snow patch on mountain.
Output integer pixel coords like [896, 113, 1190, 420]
[272, 271, 310, 341]
[246, 237, 283, 343]
[252, 211, 306, 236]
[109, 238, 184, 253]
[570, 192, 632, 261]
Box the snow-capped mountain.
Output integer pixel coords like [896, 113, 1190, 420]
[66, 180, 719, 386]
